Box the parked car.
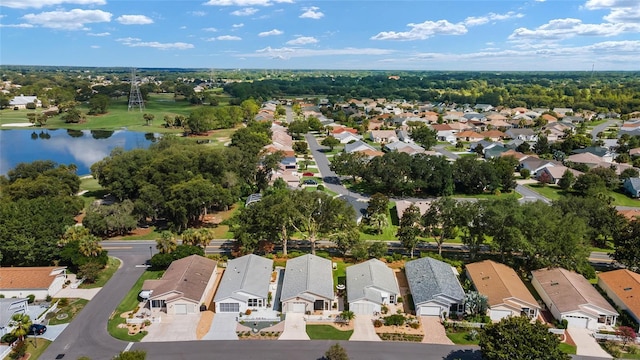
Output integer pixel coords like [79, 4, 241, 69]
[303, 179, 318, 185]
[29, 324, 47, 335]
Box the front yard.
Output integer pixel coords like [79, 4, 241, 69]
[47, 298, 88, 325]
[306, 324, 353, 340]
[79, 256, 121, 288]
[526, 183, 640, 207]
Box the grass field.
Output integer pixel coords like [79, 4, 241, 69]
[306, 324, 353, 340]
[559, 343, 577, 355]
[107, 270, 163, 342]
[526, 183, 640, 207]
[1, 93, 196, 133]
[20, 338, 52, 360]
[80, 257, 121, 289]
[48, 298, 89, 325]
[445, 330, 479, 345]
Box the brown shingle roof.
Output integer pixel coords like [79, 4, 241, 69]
[532, 267, 616, 314]
[598, 269, 640, 319]
[143, 255, 216, 303]
[0, 267, 65, 290]
[466, 260, 538, 309]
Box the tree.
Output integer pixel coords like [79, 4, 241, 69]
[78, 261, 102, 283]
[490, 156, 518, 192]
[533, 135, 551, 155]
[557, 169, 575, 190]
[369, 212, 388, 235]
[368, 241, 388, 259]
[325, 343, 349, 360]
[616, 326, 637, 351]
[463, 291, 488, 317]
[292, 141, 308, 154]
[288, 120, 309, 139]
[573, 173, 607, 197]
[321, 136, 340, 151]
[367, 193, 389, 218]
[143, 113, 155, 126]
[156, 231, 177, 254]
[330, 151, 368, 182]
[520, 168, 531, 179]
[621, 167, 640, 180]
[613, 220, 640, 270]
[339, 310, 355, 325]
[422, 197, 457, 255]
[240, 98, 260, 121]
[88, 94, 110, 115]
[397, 204, 422, 258]
[307, 116, 323, 132]
[9, 313, 32, 342]
[409, 125, 437, 150]
[479, 316, 570, 360]
[61, 107, 84, 123]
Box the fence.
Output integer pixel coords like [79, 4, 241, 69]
[549, 328, 565, 335]
[37, 300, 59, 322]
[445, 320, 486, 329]
[126, 317, 162, 325]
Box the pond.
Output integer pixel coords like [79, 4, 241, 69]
[0, 129, 159, 175]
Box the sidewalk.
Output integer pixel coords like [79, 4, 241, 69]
[55, 287, 101, 300]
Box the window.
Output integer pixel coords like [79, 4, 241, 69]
[248, 299, 258, 307]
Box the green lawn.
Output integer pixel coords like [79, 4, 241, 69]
[107, 270, 163, 342]
[360, 202, 398, 241]
[21, 338, 52, 360]
[80, 256, 121, 288]
[78, 177, 108, 207]
[446, 330, 479, 345]
[526, 184, 640, 207]
[453, 191, 522, 200]
[306, 324, 353, 340]
[48, 298, 88, 325]
[332, 260, 350, 289]
[559, 343, 577, 355]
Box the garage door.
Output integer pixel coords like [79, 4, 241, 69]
[174, 304, 188, 315]
[351, 303, 375, 315]
[219, 303, 240, 312]
[290, 303, 306, 313]
[489, 309, 512, 321]
[566, 316, 589, 328]
[419, 306, 441, 316]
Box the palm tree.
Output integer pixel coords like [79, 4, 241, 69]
[339, 310, 355, 325]
[9, 313, 32, 342]
[369, 212, 388, 235]
[196, 228, 214, 248]
[180, 228, 198, 247]
[156, 231, 177, 254]
[78, 234, 103, 257]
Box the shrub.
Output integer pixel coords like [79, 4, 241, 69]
[245, 309, 252, 315]
[409, 322, 420, 329]
[392, 253, 403, 261]
[383, 314, 405, 326]
[397, 296, 403, 303]
[58, 298, 69, 307]
[46, 295, 52, 302]
[1, 333, 17, 344]
[10, 340, 26, 359]
[520, 168, 531, 179]
[317, 184, 325, 191]
[381, 305, 389, 314]
[466, 329, 479, 341]
[27, 294, 35, 304]
[373, 319, 383, 328]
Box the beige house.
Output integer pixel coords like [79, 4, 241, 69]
[465, 260, 540, 321]
[598, 269, 640, 325]
[532, 267, 617, 329]
[142, 255, 217, 315]
[0, 266, 67, 300]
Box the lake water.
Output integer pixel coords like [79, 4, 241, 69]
[0, 129, 158, 175]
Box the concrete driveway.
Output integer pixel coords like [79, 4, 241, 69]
[279, 313, 310, 340]
[39, 324, 69, 342]
[421, 316, 453, 345]
[55, 287, 101, 300]
[350, 315, 380, 341]
[567, 328, 612, 358]
[201, 313, 238, 340]
[143, 314, 199, 342]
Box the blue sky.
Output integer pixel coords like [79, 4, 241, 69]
[1, 0, 639, 70]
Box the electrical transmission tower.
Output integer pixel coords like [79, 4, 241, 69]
[128, 68, 145, 112]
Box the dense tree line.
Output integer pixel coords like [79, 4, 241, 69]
[331, 152, 517, 197]
[90, 122, 275, 232]
[0, 161, 83, 266]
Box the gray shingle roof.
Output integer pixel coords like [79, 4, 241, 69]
[346, 259, 400, 304]
[344, 140, 376, 154]
[405, 257, 464, 306]
[214, 254, 273, 302]
[281, 254, 334, 302]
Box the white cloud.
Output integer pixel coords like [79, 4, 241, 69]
[203, 0, 292, 5]
[1, 0, 105, 9]
[231, 7, 258, 16]
[258, 28, 283, 37]
[232, 23, 244, 28]
[117, 37, 194, 50]
[22, 9, 112, 30]
[116, 15, 153, 25]
[180, 26, 187, 29]
[0, 23, 34, 28]
[300, 6, 323, 19]
[203, 27, 218, 32]
[509, 18, 640, 41]
[87, 31, 110, 36]
[286, 36, 317, 45]
[371, 20, 467, 41]
[189, 11, 207, 16]
[90, 45, 100, 48]
[463, 11, 524, 27]
[246, 46, 394, 59]
[584, 0, 640, 23]
[217, 35, 242, 40]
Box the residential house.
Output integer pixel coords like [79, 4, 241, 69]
[566, 152, 606, 168]
[505, 128, 538, 142]
[618, 209, 640, 221]
[484, 146, 509, 159]
[500, 149, 530, 161]
[405, 257, 465, 317]
[214, 254, 273, 313]
[532, 267, 618, 329]
[142, 255, 218, 315]
[369, 130, 398, 144]
[334, 131, 362, 144]
[474, 104, 494, 112]
[571, 147, 614, 163]
[520, 158, 558, 177]
[541, 114, 558, 123]
[331, 127, 358, 135]
[280, 156, 297, 170]
[553, 108, 574, 117]
[395, 200, 431, 220]
[9, 95, 41, 110]
[0, 298, 29, 336]
[384, 141, 425, 155]
[271, 170, 301, 188]
[430, 124, 457, 144]
[479, 130, 506, 142]
[455, 131, 484, 142]
[465, 260, 541, 321]
[598, 269, 640, 326]
[629, 148, 640, 157]
[395, 129, 413, 143]
[346, 259, 400, 315]
[536, 165, 583, 185]
[0, 267, 67, 300]
[623, 177, 640, 198]
[280, 254, 334, 313]
[344, 140, 384, 158]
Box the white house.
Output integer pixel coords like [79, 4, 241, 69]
[9, 95, 41, 109]
[405, 257, 465, 317]
[334, 131, 362, 144]
[0, 298, 29, 336]
[0, 267, 67, 301]
[214, 254, 273, 313]
[346, 259, 400, 315]
[142, 255, 217, 315]
[280, 254, 334, 313]
[532, 267, 617, 329]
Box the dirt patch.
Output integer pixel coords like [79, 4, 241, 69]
[127, 227, 154, 237]
[74, 212, 86, 224]
[196, 311, 214, 340]
[564, 330, 576, 347]
[206, 270, 224, 311]
[375, 322, 423, 336]
[393, 269, 413, 313]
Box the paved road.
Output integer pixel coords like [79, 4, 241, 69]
[515, 184, 551, 203]
[590, 119, 620, 140]
[434, 144, 460, 160]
